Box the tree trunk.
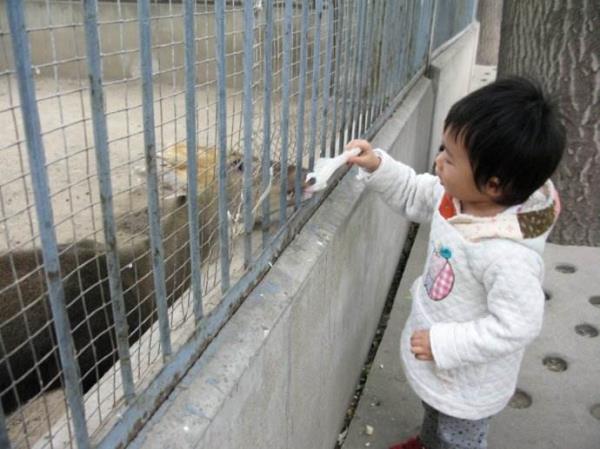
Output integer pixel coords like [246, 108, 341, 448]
[476, 0, 503, 65]
[497, 0, 600, 246]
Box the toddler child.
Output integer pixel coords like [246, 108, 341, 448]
[346, 76, 565, 449]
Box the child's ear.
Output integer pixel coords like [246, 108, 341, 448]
[484, 177, 503, 199]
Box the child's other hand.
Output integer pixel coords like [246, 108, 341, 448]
[410, 329, 434, 361]
[345, 139, 381, 173]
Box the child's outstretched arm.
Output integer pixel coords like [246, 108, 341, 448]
[346, 139, 442, 224]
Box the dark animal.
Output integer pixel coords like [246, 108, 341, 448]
[0, 194, 190, 415]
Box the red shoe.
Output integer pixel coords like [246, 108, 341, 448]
[389, 436, 424, 449]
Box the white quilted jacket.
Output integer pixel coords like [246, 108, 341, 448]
[360, 149, 559, 419]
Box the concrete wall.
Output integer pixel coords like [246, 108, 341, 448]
[127, 25, 479, 449]
[427, 24, 480, 167]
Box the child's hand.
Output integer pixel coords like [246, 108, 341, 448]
[410, 329, 434, 361]
[345, 139, 381, 173]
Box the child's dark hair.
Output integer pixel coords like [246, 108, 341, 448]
[444, 76, 565, 206]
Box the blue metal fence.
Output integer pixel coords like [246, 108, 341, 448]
[0, 1, 475, 448]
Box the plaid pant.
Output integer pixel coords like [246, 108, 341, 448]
[419, 402, 492, 449]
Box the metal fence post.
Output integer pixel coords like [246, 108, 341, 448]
[278, 0, 293, 225]
[183, 0, 205, 322]
[82, 0, 136, 404]
[137, 0, 172, 359]
[308, 0, 324, 171]
[261, 0, 274, 247]
[5, 1, 91, 447]
[242, 0, 255, 267]
[215, 0, 231, 292]
[320, 0, 334, 159]
[294, 0, 309, 210]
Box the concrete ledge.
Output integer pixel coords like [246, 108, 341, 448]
[130, 79, 434, 449]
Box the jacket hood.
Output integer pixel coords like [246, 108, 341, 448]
[442, 180, 560, 254]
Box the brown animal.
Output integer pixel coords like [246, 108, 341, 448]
[0, 194, 189, 415]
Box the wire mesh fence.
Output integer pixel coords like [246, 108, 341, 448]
[0, 1, 474, 448]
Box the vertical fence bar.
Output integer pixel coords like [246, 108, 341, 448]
[319, 0, 334, 158]
[279, 0, 293, 225]
[426, 0, 439, 67]
[358, 0, 369, 135]
[242, 0, 255, 267]
[393, 0, 406, 92]
[215, 0, 230, 291]
[183, 0, 204, 322]
[337, 0, 353, 154]
[375, 0, 390, 118]
[5, 2, 91, 448]
[349, 0, 366, 139]
[343, 0, 360, 151]
[294, 0, 309, 210]
[357, 0, 371, 136]
[384, 0, 402, 105]
[137, 0, 172, 358]
[410, 1, 423, 78]
[404, 2, 418, 86]
[361, 0, 373, 132]
[0, 404, 11, 449]
[411, 0, 429, 76]
[399, 1, 412, 90]
[369, 2, 388, 126]
[307, 0, 323, 171]
[329, 0, 343, 157]
[261, 0, 274, 247]
[82, 0, 135, 402]
[381, 0, 395, 108]
[362, 0, 378, 132]
[377, 0, 389, 121]
[367, 0, 383, 129]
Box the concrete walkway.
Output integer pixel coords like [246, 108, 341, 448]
[340, 224, 600, 449]
[340, 66, 600, 449]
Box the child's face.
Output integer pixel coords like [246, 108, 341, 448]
[435, 129, 501, 211]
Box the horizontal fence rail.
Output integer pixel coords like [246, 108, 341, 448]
[0, 1, 475, 448]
